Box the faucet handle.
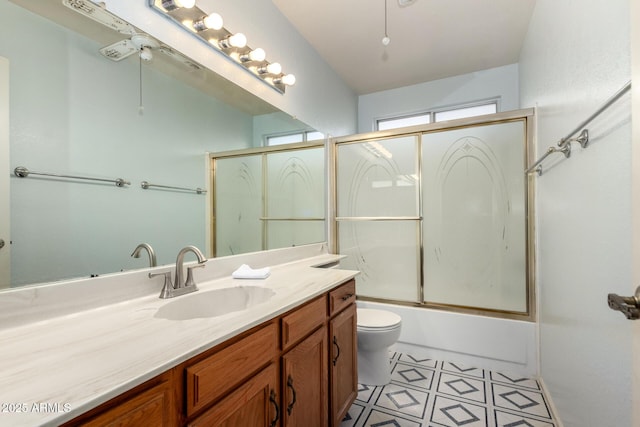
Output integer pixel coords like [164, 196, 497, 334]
[149, 271, 175, 299]
[185, 263, 206, 288]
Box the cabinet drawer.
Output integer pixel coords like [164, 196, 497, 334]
[185, 322, 278, 416]
[281, 296, 327, 351]
[329, 280, 356, 317]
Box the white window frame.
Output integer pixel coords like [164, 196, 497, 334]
[375, 99, 500, 131]
[264, 130, 325, 146]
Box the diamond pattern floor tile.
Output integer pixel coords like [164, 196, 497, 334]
[341, 352, 558, 427]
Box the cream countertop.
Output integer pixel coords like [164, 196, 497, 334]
[0, 245, 357, 426]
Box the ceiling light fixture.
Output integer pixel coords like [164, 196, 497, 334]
[382, 0, 390, 46]
[150, 0, 295, 93]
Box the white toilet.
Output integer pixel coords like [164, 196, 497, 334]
[356, 308, 402, 386]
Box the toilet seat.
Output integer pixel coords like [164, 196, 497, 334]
[357, 308, 401, 331]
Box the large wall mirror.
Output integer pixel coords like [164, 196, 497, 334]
[1, 0, 325, 289]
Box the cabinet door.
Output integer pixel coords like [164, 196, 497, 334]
[329, 303, 358, 426]
[281, 326, 328, 427]
[189, 363, 279, 427]
[75, 374, 174, 427]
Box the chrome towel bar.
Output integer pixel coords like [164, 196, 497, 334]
[14, 166, 130, 187]
[140, 181, 206, 194]
[525, 81, 631, 176]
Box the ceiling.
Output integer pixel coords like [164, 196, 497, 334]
[273, 0, 536, 95]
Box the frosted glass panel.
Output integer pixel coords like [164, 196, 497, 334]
[338, 221, 420, 302]
[266, 221, 325, 250]
[215, 156, 262, 256]
[337, 136, 419, 217]
[266, 147, 324, 218]
[422, 121, 526, 312]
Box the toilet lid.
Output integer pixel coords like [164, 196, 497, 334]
[357, 308, 401, 329]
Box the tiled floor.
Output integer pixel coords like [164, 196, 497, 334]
[341, 352, 558, 427]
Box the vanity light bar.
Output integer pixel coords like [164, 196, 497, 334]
[149, 0, 295, 94]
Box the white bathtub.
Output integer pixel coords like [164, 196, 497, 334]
[357, 300, 538, 377]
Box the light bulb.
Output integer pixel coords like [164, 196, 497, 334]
[281, 74, 296, 86]
[228, 33, 247, 48]
[249, 48, 266, 62]
[266, 62, 282, 74]
[175, 0, 195, 8]
[219, 33, 247, 49]
[382, 36, 390, 46]
[193, 13, 223, 31]
[240, 48, 266, 62]
[162, 0, 195, 10]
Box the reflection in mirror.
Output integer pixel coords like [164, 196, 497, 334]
[1, 0, 320, 289]
[213, 144, 326, 256]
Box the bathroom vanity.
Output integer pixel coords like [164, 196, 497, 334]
[0, 244, 358, 426]
[63, 280, 356, 426]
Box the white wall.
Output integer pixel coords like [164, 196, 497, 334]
[519, 1, 632, 426]
[357, 63, 519, 133]
[103, 0, 358, 139]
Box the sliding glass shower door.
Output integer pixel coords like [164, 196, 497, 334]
[421, 121, 527, 313]
[213, 145, 325, 257]
[336, 136, 421, 303]
[334, 113, 532, 318]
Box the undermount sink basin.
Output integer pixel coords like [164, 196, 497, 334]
[154, 285, 276, 320]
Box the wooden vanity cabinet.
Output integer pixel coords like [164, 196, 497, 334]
[328, 280, 358, 426]
[62, 279, 358, 427]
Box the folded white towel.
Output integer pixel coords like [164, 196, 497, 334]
[232, 264, 271, 280]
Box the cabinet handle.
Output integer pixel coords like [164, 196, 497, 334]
[269, 389, 279, 427]
[286, 375, 297, 415]
[332, 336, 341, 366]
[341, 293, 354, 301]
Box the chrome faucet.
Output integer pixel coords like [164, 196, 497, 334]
[174, 245, 207, 289]
[131, 243, 157, 267]
[149, 245, 207, 299]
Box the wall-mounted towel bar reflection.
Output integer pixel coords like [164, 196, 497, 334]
[525, 81, 631, 176]
[140, 181, 207, 194]
[14, 166, 130, 187]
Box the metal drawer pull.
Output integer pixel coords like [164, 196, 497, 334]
[332, 336, 341, 366]
[269, 389, 279, 427]
[286, 375, 297, 415]
[608, 286, 640, 320]
[341, 293, 354, 301]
